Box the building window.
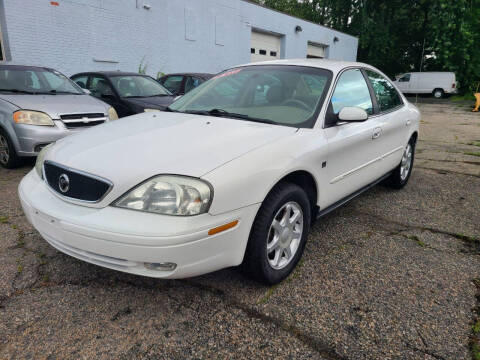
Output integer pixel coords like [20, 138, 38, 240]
[270, 51, 277, 57]
[251, 48, 255, 54]
[259, 49, 266, 55]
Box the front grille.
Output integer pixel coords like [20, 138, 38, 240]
[59, 113, 107, 129]
[43, 161, 112, 202]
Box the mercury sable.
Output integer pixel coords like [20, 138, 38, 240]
[18, 60, 420, 284]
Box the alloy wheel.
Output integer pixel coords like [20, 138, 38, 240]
[400, 143, 413, 181]
[0, 134, 9, 165]
[266, 201, 304, 270]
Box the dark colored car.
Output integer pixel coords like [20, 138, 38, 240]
[71, 71, 175, 117]
[158, 73, 214, 96]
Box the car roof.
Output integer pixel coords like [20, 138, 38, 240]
[72, 71, 153, 77]
[236, 59, 374, 74]
[161, 73, 214, 78]
[0, 64, 57, 72]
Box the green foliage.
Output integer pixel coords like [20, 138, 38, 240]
[254, 0, 480, 93]
[138, 56, 148, 75]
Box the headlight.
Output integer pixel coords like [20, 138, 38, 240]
[35, 143, 54, 179]
[113, 175, 212, 216]
[108, 107, 119, 120]
[144, 108, 161, 112]
[13, 110, 54, 126]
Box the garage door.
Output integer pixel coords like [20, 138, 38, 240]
[251, 31, 281, 62]
[307, 43, 326, 59]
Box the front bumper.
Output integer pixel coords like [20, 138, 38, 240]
[19, 170, 260, 278]
[14, 121, 85, 156]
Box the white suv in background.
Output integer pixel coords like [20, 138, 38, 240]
[19, 59, 420, 284]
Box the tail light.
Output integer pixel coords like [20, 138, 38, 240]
[452, 83, 456, 89]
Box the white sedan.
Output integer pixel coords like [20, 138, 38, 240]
[18, 60, 420, 284]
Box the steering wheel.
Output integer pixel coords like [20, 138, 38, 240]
[281, 99, 311, 111]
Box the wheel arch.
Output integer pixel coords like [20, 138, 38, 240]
[267, 170, 319, 217]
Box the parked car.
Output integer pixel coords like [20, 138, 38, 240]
[393, 72, 457, 98]
[71, 72, 175, 117]
[20, 60, 420, 284]
[0, 65, 117, 169]
[158, 73, 214, 96]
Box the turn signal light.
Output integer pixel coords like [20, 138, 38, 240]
[208, 220, 239, 236]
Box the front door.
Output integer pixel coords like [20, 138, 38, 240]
[323, 68, 384, 205]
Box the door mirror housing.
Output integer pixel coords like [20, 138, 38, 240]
[83, 88, 91, 95]
[338, 107, 368, 122]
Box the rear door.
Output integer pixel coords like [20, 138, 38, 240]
[363, 69, 409, 173]
[323, 68, 384, 205]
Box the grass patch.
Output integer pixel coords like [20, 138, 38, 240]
[0, 216, 8, 224]
[464, 151, 480, 157]
[17, 265, 23, 274]
[473, 320, 480, 335]
[451, 94, 475, 102]
[407, 235, 426, 247]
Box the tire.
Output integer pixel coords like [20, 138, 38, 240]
[385, 137, 415, 189]
[242, 182, 311, 285]
[0, 129, 22, 169]
[432, 88, 444, 99]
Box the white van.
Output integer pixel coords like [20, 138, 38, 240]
[393, 72, 457, 98]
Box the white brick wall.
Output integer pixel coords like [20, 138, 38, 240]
[1, 0, 358, 77]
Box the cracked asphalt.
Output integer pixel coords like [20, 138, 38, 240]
[1, 101, 480, 359]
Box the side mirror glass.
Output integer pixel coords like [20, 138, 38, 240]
[338, 107, 368, 122]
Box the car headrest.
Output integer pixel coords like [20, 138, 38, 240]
[266, 85, 285, 104]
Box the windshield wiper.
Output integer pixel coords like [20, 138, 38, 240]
[47, 90, 80, 95]
[0, 88, 36, 94]
[184, 108, 276, 125]
[162, 106, 180, 112]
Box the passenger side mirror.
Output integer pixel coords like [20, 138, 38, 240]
[83, 88, 91, 95]
[338, 107, 368, 122]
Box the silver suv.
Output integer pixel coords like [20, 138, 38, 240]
[0, 65, 117, 168]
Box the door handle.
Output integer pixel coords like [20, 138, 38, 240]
[372, 127, 382, 139]
[406, 119, 412, 126]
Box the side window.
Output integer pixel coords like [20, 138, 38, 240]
[184, 76, 202, 93]
[89, 76, 114, 98]
[72, 75, 88, 89]
[331, 69, 373, 115]
[162, 75, 184, 94]
[365, 70, 402, 112]
[398, 74, 410, 82]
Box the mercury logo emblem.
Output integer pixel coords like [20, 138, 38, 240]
[58, 174, 70, 193]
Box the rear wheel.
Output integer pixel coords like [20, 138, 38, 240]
[0, 129, 22, 169]
[385, 138, 415, 189]
[242, 182, 311, 285]
[432, 88, 444, 99]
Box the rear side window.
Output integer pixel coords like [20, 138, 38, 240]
[365, 70, 402, 112]
[331, 69, 373, 115]
[162, 75, 184, 94]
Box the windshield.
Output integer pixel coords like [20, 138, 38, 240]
[110, 75, 171, 98]
[169, 65, 332, 128]
[0, 67, 83, 95]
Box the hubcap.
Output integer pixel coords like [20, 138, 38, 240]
[400, 143, 413, 181]
[0, 134, 9, 165]
[266, 201, 304, 270]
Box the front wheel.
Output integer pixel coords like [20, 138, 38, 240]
[242, 182, 311, 285]
[385, 138, 415, 189]
[0, 129, 22, 169]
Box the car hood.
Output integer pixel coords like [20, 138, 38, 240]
[0, 94, 110, 119]
[46, 112, 297, 206]
[123, 95, 176, 109]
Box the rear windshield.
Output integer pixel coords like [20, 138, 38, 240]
[0, 68, 83, 95]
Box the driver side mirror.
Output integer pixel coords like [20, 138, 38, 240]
[338, 107, 368, 122]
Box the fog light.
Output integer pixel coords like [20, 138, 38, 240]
[144, 262, 177, 271]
